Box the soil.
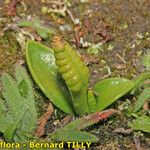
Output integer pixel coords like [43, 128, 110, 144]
[0, 0, 150, 150]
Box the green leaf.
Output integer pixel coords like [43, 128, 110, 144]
[133, 72, 150, 88]
[50, 109, 117, 142]
[133, 87, 150, 112]
[32, 19, 41, 28]
[18, 79, 28, 98]
[15, 65, 37, 136]
[15, 65, 36, 116]
[132, 115, 150, 132]
[0, 98, 6, 112]
[36, 27, 49, 39]
[1, 74, 25, 123]
[4, 123, 17, 141]
[36, 27, 54, 39]
[63, 109, 118, 131]
[142, 51, 150, 70]
[0, 113, 14, 133]
[0, 98, 14, 133]
[51, 130, 98, 142]
[87, 90, 97, 113]
[0, 66, 38, 141]
[94, 78, 134, 111]
[18, 21, 33, 27]
[26, 40, 74, 115]
[18, 19, 55, 39]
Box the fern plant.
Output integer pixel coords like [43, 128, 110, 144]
[0, 65, 37, 142]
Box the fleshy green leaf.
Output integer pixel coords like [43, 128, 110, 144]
[132, 115, 150, 133]
[133, 87, 150, 112]
[26, 40, 74, 115]
[51, 130, 98, 142]
[94, 78, 134, 111]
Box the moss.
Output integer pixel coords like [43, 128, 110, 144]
[34, 87, 50, 118]
[0, 30, 20, 53]
[0, 30, 21, 73]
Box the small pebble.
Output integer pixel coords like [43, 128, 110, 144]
[53, 119, 60, 126]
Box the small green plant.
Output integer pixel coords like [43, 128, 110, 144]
[0, 65, 107, 144]
[87, 43, 103, 55]
[134, 51, 150, 112]
[132, 115, 150, 133]
[130, 51, 150, 133]
[26, 36, 150, 116]
[18, 18, 55, 39]
[0, 65, 37, 142]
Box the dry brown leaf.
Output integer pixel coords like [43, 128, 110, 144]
[6, 0, 20, 16]
[114, 128, 133, 135]
[81, 54, 99, 65]
[60, 115, 73, 127]
[34, 103, 53, 137]
[143, 100, 149, 111]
